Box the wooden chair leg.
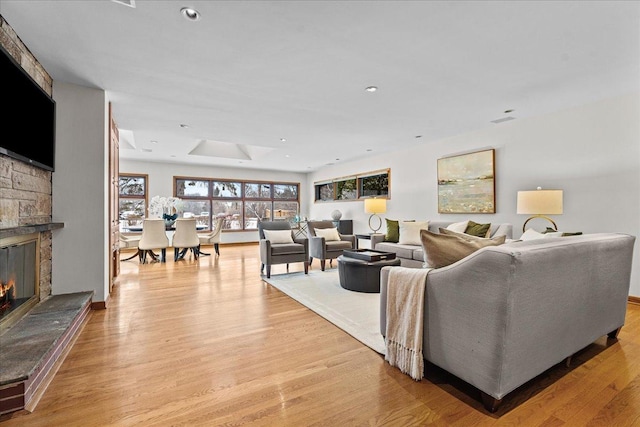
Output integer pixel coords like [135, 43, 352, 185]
[161, 248, 166, 263]
[320, 260, 326, 271]
[214, 243, 220, 256]
[286, 263, 289, 272]
[304, 261, 309, 274]
[260, 263, 264, 274]
[266, 265, 271, 278]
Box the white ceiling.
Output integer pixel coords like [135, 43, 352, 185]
[1, 1, 639, 173]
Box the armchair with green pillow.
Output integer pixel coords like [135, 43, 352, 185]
[372, 220, 513, 268]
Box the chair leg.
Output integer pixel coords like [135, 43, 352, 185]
[197, 244, 211, 256]
[286, 263, 289, 272]
[174, 248, 179, 262]
[261, 263, 264, 274]
[161, 248, 166, 263]
[266, 265, 271, 278]
[214, 243, 220, 256]
[309, 257, 313, 266]
[304, 261, 309, 274]
[320, 260, 326, 271]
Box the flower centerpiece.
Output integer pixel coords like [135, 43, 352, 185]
[148, 196, 184, 228]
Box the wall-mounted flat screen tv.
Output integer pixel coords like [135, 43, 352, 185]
[0, 44, 55, 171]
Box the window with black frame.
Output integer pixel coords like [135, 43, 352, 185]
[175, 177, 299, 231]
[313, 169, 389, 202]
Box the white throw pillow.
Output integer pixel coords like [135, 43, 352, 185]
[263, 229, 294, 244]
[446, 220, 469, 233]
[398, 221, 430, 245]
[315, 227, 341, 241]
[519, 228, 545, 241]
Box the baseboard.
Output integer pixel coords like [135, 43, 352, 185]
[91, 294, 108, 310]
[628, 296, 640, 305]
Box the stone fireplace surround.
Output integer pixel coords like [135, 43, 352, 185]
[0, 18, 93, 417]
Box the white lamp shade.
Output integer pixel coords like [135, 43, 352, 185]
[517, 189, 563, 215]
[364, 198, 387, 214]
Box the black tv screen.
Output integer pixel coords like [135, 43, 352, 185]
[0, 44, 55, 171]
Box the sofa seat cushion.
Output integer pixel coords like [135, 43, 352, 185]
[412, 248, 425, 262]
[375, 242, 417, 260]
[326, 240, 353, 252]
[270, 243, 306, 255]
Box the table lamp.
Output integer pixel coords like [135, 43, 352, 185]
[516, 187, 563, 232]
[364, 198, 387, 233]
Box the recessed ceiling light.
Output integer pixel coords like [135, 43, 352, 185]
[335, 158, 340, 161]
[180, 7, 201, 21]
[415, 135, 422, 139]
[365, 86, 378, 92]
[366, 149, 373, 152]
[179, 123, 189, 128]
[150, 140, 158, 144]
[285, 154, 290, 158]
[504, 109, 515, 113]
[280, 138, 286, 142]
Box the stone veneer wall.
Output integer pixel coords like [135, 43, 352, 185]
[0, 15, 54, 299]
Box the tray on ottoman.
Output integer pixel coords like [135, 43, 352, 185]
[342, 249, 396, 262]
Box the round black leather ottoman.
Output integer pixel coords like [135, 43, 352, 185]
[337, 255, 401, 293]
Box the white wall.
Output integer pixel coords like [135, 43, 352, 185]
[118, 159, 308, 243]
[308, 92, 640, 296]
[51, 82, 109, 302]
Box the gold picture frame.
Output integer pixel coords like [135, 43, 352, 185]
[437, 149, 495, 213]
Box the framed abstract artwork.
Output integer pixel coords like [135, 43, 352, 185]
[437, 149, 495, 213]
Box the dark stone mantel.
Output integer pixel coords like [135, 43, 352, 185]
[0, 222, 64, 240]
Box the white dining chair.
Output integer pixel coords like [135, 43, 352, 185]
[197, 217, 224, 256]
[138, 218, 170, 263]
[172, 218, 200, 261]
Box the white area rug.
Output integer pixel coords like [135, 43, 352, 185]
[263, 269, 385, 354]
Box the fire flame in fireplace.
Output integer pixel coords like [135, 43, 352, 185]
[0, 278, 16, 311]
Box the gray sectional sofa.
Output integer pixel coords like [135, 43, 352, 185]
[371, 221, 513, 267]
[379, 232, 636, 412]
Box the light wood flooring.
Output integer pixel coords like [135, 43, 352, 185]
[2, 244, 640, 426]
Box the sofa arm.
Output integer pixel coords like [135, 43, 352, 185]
[309, 236, 326, 258]
[259, 239, 271, 264]
[370, 234, 385, 249]
[293, 237, 309, 257]
[339, 234, 356, 247]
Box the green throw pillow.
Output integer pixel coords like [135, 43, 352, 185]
[385, 219, 400, 243]
[465, 220, 491, 237]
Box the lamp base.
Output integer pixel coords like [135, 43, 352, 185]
[522, 215, 558, 233]
[368, 214, 382, 233]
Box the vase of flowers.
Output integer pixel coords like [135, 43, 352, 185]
[149, 196, 183, 227]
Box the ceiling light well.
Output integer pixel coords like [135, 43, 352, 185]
[180, 7, 201, 21]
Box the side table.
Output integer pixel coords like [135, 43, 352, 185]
[355, 233, 384, 250]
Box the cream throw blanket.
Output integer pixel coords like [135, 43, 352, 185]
[384, 267, 431, 381]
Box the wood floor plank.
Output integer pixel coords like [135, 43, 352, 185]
[1, 244, 639, 426]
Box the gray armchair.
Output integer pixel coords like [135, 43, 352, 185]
[258, 220, 309, 278]
[307, 220, 356, 271]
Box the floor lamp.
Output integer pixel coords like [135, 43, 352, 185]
[364, 198, 387, 233]
[516, 187, 563, 232]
